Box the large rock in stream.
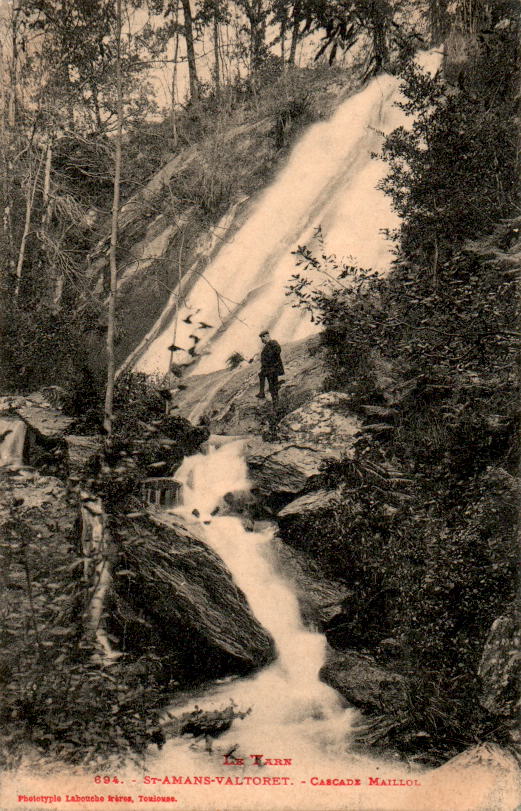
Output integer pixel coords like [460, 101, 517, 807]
[111, 512, 275, 680]
[320, 649, 409, 714]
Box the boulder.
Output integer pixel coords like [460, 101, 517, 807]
[112, 512, 275, 678]
[278, 391, 361, 450]
[271, 538, 348, 626]
[320, 649, 409, 714]
[0, 395, 74, 439]
[0, 393, 73, 472]
[243, 393, 360, 497]
[244, 436, 335, 495]
[277, 488, 341, 519]
[478, 609, 520, 718]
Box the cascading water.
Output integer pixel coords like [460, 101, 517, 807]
[145, 440, 430, 809]
[171, 439, 353, 755]
[143, 440, 521, 811]
[134, 52, 441, 378]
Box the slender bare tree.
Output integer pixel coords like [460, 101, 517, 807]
[103, 0, 123, 439]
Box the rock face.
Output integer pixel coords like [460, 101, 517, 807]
[0, 393, 74, 471]
[320, 649, 409, 714]
[478, 609, 520, 718]
[277, 488, 341, 519]
[172, 334, 328, 433]
[245, 437, 334, 495]
[112, 512, 275, 679]
[278, 392, 360, 449]
[243, 392, 360, 497]
[270, 538, 347, 626]
[0, 393, 74, 439]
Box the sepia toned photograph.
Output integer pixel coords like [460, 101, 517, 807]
[0, 0, 519, 809]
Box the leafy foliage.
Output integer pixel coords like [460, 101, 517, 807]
[286, 19, 520, 758]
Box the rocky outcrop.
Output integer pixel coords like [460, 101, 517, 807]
[0, 393, 74, 471]
[172, 334, 329, 433]
[478, 608, 520, 718]
[112, 512, 275, 678]
[277, 488, 341, 519]
[277, 392, 360, 448]
[245, 437, 335, 495]
[242, 392, 360, 498]
[0, 393, 74, 439]
[320, 649, 409, 714]
[271, 538, 347, 626]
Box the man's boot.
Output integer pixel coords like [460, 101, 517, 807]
[257, 371, 266, 399]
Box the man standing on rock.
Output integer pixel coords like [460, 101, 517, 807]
[256, 330, 284, 407]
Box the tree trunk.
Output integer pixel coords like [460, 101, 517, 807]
[14, 153, 44, 301]
[180, 0, 199, 102]
[9, 8, 19, 128]
[429, 0, 449, 44]
[371, 4, 390, 74]
[289, 0, 301, 65]
[80, 496, 120, 661]
[40, 140, 63, 308]
[171, 5, 180, 145]
[245, 0, 266, 76]
[213, 13, 220, 95]
[90, 81, 103, 130]
[0, 40, 5, 140]
[103, 0, 123, 440]
[280, 14, 287, 67]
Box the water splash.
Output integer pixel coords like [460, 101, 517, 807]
[145, 439, 521, 811]
[171, 439, 356, 758]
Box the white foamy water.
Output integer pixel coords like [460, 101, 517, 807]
[134, 52, 441, 378]
[171, 440, 353, 758]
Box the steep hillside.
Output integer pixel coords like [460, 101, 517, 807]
[83, 66, 357, 378]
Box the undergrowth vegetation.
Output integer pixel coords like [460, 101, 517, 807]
[286, 10, 520, 762]
[0, 375, 211, 767]
[0, 476, 167, 769]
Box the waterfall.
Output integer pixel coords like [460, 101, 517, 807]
[144, 439, 521, 810]
[134, 52, 441, 378]
[148, 439, 427, 807]
[172, 439, 350, 755]
[0, 417, 26, 468]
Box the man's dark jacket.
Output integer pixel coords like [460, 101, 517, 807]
[261, 339, 284, 376]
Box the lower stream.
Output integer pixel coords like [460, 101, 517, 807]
[1, 437, 518, 810]
[143, 440, 514, 810]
